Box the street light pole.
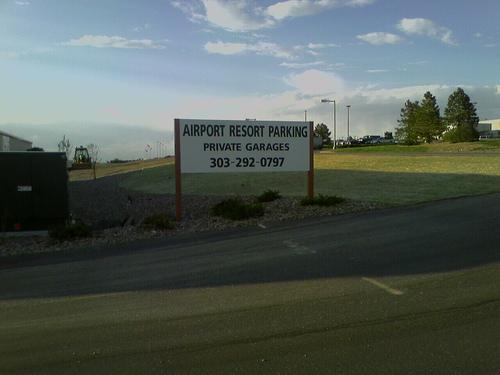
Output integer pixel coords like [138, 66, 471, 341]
[321, 98, 336, 149]
[333, 100, 336, 149]
[346, 105, 351, 141]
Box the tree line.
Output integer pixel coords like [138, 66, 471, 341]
[395, 87, 479, 144]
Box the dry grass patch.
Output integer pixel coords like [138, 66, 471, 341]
[70, 157, 174, 181]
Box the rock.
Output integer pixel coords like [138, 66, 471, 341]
[0, 173, 386, 257]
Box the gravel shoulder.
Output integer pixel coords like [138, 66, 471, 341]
[0, 174, 386, 257]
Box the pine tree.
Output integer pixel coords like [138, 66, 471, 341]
[395, 100, 420, 145]
[443, 88, 479, 142]
[314, 123, 332, 144]
[416, 91, 444, 143]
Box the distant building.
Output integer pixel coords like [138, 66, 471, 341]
[476, 119, 500, 139]
[0, 130, 33, 152]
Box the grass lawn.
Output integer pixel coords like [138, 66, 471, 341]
[333, 140, 500, 153]
[120, 152, 500, 205]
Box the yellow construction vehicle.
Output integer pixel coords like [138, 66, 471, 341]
[71, 146, 93, 170]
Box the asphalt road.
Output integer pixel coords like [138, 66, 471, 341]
[1, 194, 499, 374]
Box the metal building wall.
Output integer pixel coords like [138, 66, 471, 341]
[10, 137, 32, 151]
[0, 133, 32, 152]
[0, 135, 9, 151]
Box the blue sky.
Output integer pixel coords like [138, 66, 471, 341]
[1, 0, 499, 159]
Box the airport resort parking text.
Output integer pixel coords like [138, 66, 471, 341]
[181, 123, 310, 170]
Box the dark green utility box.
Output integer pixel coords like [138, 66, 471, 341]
[0, 152, 69, 231]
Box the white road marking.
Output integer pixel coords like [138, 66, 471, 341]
[283, 240, 316, 255]
[258, 223, 267, 229]
[361, 277, 404, 296]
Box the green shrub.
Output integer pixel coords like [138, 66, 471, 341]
[142, 213, 175, 230]
[49, 221, 92, 241]
[300, 194, 345, 206]
[211, 198, 264, 220]
[256, 189, 282, 203]
[443, 127, 478, 143]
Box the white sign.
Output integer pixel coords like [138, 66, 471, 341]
[178, 119, 311, 173]
[17, 186, 32, 192]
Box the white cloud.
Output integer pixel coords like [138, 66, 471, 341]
[280, 61, 326, 69]
[204, 41, 249, 55]
[169, 80, 500, 140]
[407, 60, 428, 65]
[172, 0, 375, 32]
[251, 33, 268, 39]
[0, 47, 53, 60]
[284, 69, 345, 95]
[201, 0, 275, 32]
[62, 35, 166, 49]
[357, 32, 403, 45]
[133, 23, 150, 32]
[397, 18, 458, 46]
[290, 42, 340, 58]
[0, 51, 20, 59]
[349, 84, 449, 103]
[266, 0, 375, 21]
[366, 69, 388, 73]
[307, 42, 340, 49]
[205, 39, 341, 61]
[306, 50, 320, 56]
[15, 1, 30, 5]
[471, 32, 497, 48]
[171, 1, 206, 23]
[7, 76, 499, 158]
[204, 41, 295, 59]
